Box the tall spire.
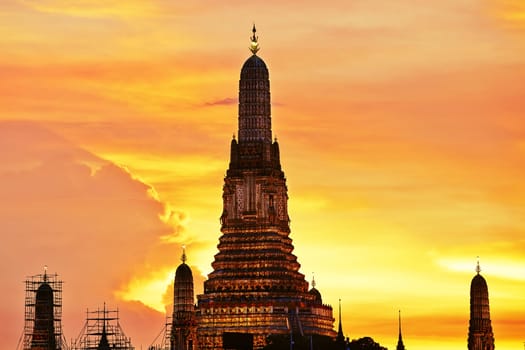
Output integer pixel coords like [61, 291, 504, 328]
[249, 23, 260, 54]
[476, 256, 481, 274]
[398, 310, 402, 337]
[396, 310, 405, 350]
[336, 299, 345, 344]
[311, 273, 316, 289]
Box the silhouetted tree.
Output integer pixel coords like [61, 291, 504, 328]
[347, 337, 387, 350]
[262, 335, 386, 350]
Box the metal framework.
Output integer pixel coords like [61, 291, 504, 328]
[19, 272, 67, 350]
[147, 315, 172, 350]
[71, 305, 134, 350]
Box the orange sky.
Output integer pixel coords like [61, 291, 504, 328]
[1, 0, 525, 349]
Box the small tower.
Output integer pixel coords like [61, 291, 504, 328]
[396, 310, 405, 350]
[468, 259, 495, 350]
[21, 267, 64, 350]
[171, 246, 197, 350]
[31, 275, 57, 350]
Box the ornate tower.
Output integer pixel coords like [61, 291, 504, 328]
[468, 261, 495, 350]
[171, 247, 197, 350]
[196, 26, 335, 350]
[396, 311, 405, 350]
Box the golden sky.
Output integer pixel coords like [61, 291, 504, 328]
[1, 0, 525, 349]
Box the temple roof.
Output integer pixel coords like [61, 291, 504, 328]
[308, 287, 323, 304]
[240, 54, 269, 81]
[471, 273, 488, 295]
[37, 282, 53, 293]
[175, 262, 193, 282]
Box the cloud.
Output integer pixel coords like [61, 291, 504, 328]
[18, 0, 159, 18]
[0, 121, 195, 348]
[202, 97, 237, 107]
[492, 0, 525, 29]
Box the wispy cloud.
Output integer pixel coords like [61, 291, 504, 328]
[202, 97, 237, 107]
[19, 0, 159, 18]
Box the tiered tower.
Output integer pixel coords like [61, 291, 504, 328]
[468, 261, 495, 350]
[196, 26, 335, 350]
[171, 247, 197, 350]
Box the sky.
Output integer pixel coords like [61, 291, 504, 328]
[1, 0, 525, 349]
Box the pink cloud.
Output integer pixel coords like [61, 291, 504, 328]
[0, 122, 184, 348]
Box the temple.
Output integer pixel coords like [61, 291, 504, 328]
[196, 25, 336, 350]
[468, 260, 495, 350]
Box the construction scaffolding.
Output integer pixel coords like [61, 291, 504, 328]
[19, 270, 67, 350]
[147, 315, 172, 350]
[71, 305, 134, 350]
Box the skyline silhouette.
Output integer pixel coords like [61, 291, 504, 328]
[1, 1, 525, 349]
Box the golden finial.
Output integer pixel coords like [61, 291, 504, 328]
[43, 265, 48, 282]
[476, 256, 481, 274]
[249, 24, 260, 55]
[181, 245, 187, 263]
[311, 273, 316, 288]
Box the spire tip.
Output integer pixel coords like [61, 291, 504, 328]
[181, 245, 187, 263]
[249, 24, 260, 54]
